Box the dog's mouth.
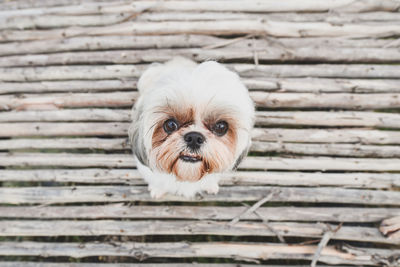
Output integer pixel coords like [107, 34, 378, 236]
[179, 153, 202, 163]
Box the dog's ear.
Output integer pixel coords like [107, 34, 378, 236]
[232, 143, 251, 171]
[128, 103, 148, 166]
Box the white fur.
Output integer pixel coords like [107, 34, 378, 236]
[129, 57, 255, 198]
[137, 159, 221, 199]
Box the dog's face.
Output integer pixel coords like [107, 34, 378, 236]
[130, 59, 254, 182]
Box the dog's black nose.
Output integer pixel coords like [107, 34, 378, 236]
[184, 131, 205, 150]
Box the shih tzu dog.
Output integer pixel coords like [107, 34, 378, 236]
[129, 57, 255, 198]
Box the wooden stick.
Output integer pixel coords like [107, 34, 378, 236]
[311, 224, 343, 267]
[0, 65, 145, 82]
[3, 77, 400, 94]
[1, 0, 399, 18]
[231, 64, 400, 79]
[1, 168, 399, 189]
[1, 35, 398, 57]
[2, 109, 399, 129]
[0, 220, 394, 244]
[229, 190, 278, 225]
[256, 111, 400, 128]
[2, 20, 400, 42]
[2, 153, 400, 171]
[0, 204, 398, 222]
[252, 128, 400, 144]
[1, 124, 399, 145]
[252, 141, 400, 158]
[5, 136, 400, 158]
[1, 91, 400, 110]
[3, 46, 400, 67]
[253, 210, 286, 243]
[2, 64, 400, 82]
[0, 185, 399, 205]
[0, 13, 132, 30]
[0, 122, 129, 137]
[0, 35, 220, 57]
[0, 109, 131, 122]
[137, 11, 400, 23]
[0, 79, 137, 94]
[0, 138, 130, 151]
[4, 137, 400, 158]
[0, 241, 397, 265]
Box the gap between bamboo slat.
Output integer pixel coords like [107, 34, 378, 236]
[0, 263, 303, 267]
[0, 204, 398, 222]
[0, 220, 397, 245]
[0, 241, 397, 265]
[0, 185, 399, 205]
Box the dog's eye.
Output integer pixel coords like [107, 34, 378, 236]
[212, 121, 228, 136]
[163, 119, 179, 134]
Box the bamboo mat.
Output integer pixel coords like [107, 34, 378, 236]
[0, 0, 400, 266]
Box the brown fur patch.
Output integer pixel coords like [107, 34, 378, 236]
[152, 105, 195, 149]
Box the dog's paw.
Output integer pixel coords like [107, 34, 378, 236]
[380, 216, 400, 239]
[148, 186, 167, 199]
[203, 183, 219, 195]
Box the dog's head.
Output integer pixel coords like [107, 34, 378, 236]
[129, 58, 254, 182]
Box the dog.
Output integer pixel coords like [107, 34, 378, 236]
[129, 57, 255, 198]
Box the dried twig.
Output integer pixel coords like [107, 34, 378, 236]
[254, 210, 286, 243]
[311, 223, 343, 267]
[228, 189, 279, 226]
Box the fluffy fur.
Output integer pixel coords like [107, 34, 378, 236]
[129, 57, 254, 198]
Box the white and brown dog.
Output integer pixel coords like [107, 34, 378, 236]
[129, 57, 254, 198]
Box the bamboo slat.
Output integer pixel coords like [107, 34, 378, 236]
[0, 220, 397, 245]
[0, 122, 129, 137]
[0, 79, 137, 94]
[3, 12, 400, 31]
[2, 64, 400, 83]
[0, 185, 399, 205]
[2, 153, 400, 171]
[3, 77, 400, 94]
[1, 204, 398, 222]
[1, 91, 400, 110]
[1, 0, 399, 17]
[252, 128, 400, 144]
[2, 20, 400, 42]
[2, 47, 400, 67]
[1, 168, 399, 188]
[2, 124, 400, 144]
[2, 109, 399, 129]
[0, 14, 132, 30]
[0, 241, 397, 265]
[3, 137, 400, 158]
[1, 35, 399, 57]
